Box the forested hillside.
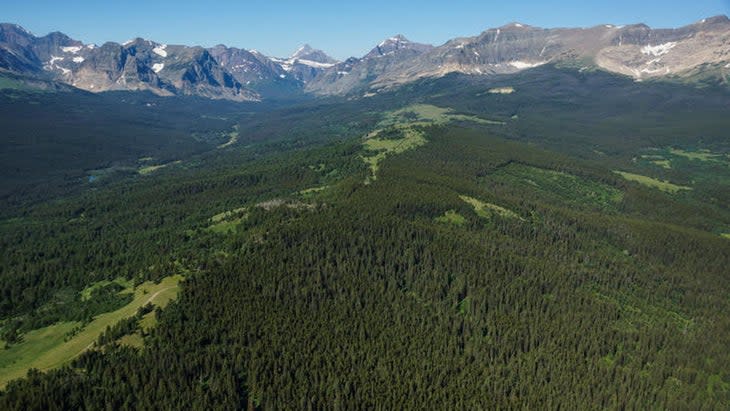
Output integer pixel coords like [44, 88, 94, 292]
[1, 66, 729, 409]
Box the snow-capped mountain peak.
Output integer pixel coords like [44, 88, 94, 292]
[364, 34, 433, 59]
[289, 44, 337, 64]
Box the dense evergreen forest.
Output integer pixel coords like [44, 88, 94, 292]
[1, 66, 729, 409]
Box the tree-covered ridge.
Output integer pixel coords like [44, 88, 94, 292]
[0, 67, 729, 409]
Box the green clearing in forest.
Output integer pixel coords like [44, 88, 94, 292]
[217, 125, 240, 149]
[614, 171, 692, 193]
[138, 160, 182, 175]
[669, 148, 723, 162]
[361, 104, 504, 183]
[207, 218, 246, 234]
[640, 155, 672, 169]
[379, 104, 504, 127]
[651, 159, 672, 169]
[435, 210, 467, 226]
[0, 275, 182, 388]
[298, 186, 330, 199]
[489, 164, 624, 210]
[459, 195, 522, 220]
[211, 207, 248, 223]
[117, 310, 160, 349]
[207, 207, 249, 234]
[80, 278, 134, 301]
[362, 127, 427, 182]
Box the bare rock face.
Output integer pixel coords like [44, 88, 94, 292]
[370, 16, 730, 91]
[290, 44, 338, 64]
[1, 16, 729, 99]
[595, 17, 730, 80]
[266, 44, 339, 84]
[208, 45, 285, 84]
[0, 27, 258, 101]
[305, 35, 433, 95]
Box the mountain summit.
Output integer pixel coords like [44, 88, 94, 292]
[1, 16, 729, 100]
[363, 35, 433, 59]
[290, 44, 338, 65]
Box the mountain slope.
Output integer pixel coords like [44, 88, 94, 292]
[2, 17, 730, 99]
[0, 25, 258, 100]
[370, 16, 730, 90]
[206, 46, 311, 99]
[269, 44, 339, 84]
[305, 35, 433, 95]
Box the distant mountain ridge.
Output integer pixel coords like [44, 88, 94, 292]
[1, 16, 729, 100]
[369, 16, 730, 92]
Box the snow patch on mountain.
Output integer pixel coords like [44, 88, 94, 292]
[292, 45, 308, 58]
[152, 63, 164, 73]
[295, 59, 335, 68]
[72, 56, 84, 63]
[510, 61, 546, 69]
[379, 36, 409, 48]
[641, 42, 676, 57]
[153, 44, 168, 57]
[61, 46, 82, 54]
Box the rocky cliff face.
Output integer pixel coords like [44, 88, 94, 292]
[370, 16, 730, 91]
[207, 45, 299, 91]
[267, 44, 339, 84]
[305, 35, 433, 95]
[0, 26, 257, 100]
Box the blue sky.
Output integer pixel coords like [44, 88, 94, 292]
[3, 0, 729, 59]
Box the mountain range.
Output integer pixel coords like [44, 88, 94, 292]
[1, 16, 729, 100]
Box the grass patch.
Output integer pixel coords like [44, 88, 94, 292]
[457, 297, 471, 315]
[299, 186, 330, 198]
[721, 233, 730, 240]
[487, 87, 515, 94]
[80, 278, 133, 302]
[211, 207, 248, 223]
[435, 210, 467, 226]
[299, 186, 328, 195]
[650, 159, 672, 169]
[0, 275, 182, 388]
[459, 195, 522, 220]
[488, 164, 624, 211]
[207, 207, 249, 234]
[614, 171, 692, 193]
[207, 219, 246, 234]
[117, 333, 145, 348]
[217, 125, 239, 149]
[361, 104, 504, 182]
[669, 148, 723, 162]
[138, 160, 182, 175]
[362, 127, 427, 182]
[380, 104, 504, 127]
[639, 155, 672, 169]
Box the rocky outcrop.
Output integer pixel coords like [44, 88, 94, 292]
[0, 27, 258, 100]
[305, 35, 433, 95]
